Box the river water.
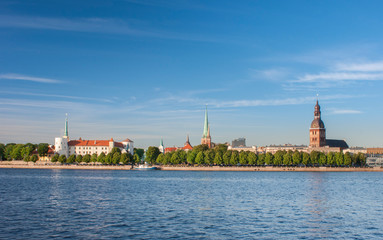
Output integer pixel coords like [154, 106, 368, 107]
[0, 169, 382, 239]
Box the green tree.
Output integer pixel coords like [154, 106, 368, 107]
[344, 152, 352, 166]
[358, 153, 366, 167]
[146, 147, 160, 164]
[230, 151, 239, 165]
[91, 153, 98, 163]
[258, 153, 265, 166]
[214, 151, 223, 165]
[83, 154, 91, 163]
[274, 151, 284, 166]
[37, 143, 49, 158]
[335, 152, 344, 166]
[171, 150, 182, 165]
[187, 151, 197, 165]
[111, 147, 121, 155]
[302, 152, 310, 166]
[105, 153, 113, 165]
[195, 151, 205, 165]
[292, 151, 301, 166]
[24, 155, 30, 162]
[112, 152, 121, 164]
[283, 152, 292, 166]
[0, 143, 5, 160]
[134, 148, 145, 160]
[310, 151, 320, 166]
[30, 155, 38, 163]
[51, 154, 59, 163]
[319, 153, 327, 166]
[248, 152, 257, 165]
[204, 149, 215, 165]
[327, 152, 335, 166]
[156, 154, 165, 165]
[4, 144, 16, 160]
[75, 155, 83, 164]
[133, 153, 141, 165]
[11, 144, 23, 160]
[120, 153, 129, 165]
[239, 151, 248, 165]
[98, 152, 106, 164]
[264, 153, 273, 165]
[193, 144, 209, 153]
[67, 154, 76, 164]
[223, 151, 232, 165]
[164, 152, 172, 165]
[58, 155, 67, 164]
[214, 144, 228, 155]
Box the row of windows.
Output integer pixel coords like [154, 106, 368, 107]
[75, 147, 107, 150]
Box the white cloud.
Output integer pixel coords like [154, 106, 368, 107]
[294, 72, 383, 83]
[336, 61, 383, 72]
[0, 73, 62, 83]
[329, 109, 362, 115]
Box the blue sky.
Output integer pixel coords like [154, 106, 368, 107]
[1, 0, 383, 148]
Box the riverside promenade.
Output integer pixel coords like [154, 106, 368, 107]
[0, 161, 382, 172]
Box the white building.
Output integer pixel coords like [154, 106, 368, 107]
[54, 115, 134, 157]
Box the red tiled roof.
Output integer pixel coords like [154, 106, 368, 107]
[165, 147, 177, 153]
[69, 140, 110, 147]
[183, 143, 193, 150]
[123, 138, 133, 142]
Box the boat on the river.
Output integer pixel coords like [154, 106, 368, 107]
[134, 163, 159, 170]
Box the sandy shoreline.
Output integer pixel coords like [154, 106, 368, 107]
[0, 161, 382, 172]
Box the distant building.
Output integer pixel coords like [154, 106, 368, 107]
[343, 147, 367, 155]
[309, 100, 326, 147]
[366, 156, 383, 167]
[367, 148, 383, 154]
[308, 99, 349, 152]
[54, 114, 134, 157]
[183, 135, 193, 151]
[232, 138, 246, 148]
[164, 135, 193, 153]
[159, 139, 164, 153]
[228, 145, 257, 153]
[264, 144, 307, 154]
[201, 106, 212, 148]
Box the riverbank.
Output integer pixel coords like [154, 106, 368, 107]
[0, 161, 382, 172]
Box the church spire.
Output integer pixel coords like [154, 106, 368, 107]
[203, 105, 209, 138]
[64, 113, 68, 138]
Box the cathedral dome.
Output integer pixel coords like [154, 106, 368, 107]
[310, 118, 325, 129]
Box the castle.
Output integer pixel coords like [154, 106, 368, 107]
[54, 114, 134, 157]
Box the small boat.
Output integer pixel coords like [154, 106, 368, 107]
[134, 162, 159, 170]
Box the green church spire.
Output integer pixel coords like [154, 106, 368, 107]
[64, 113, 68, 138]
[203, 105, 209, 138]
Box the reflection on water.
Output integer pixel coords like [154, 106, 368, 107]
[0, 169, 382, 239]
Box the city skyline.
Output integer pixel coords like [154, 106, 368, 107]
[1, 1, 383, 148]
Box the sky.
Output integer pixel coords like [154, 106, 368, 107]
[1, 0, 383, 148]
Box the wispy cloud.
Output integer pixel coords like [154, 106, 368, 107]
[293, 72, 383, 83]
[0, 91, 113, 103]
[0, 73, 62, 83]
[0, 15, 217, 42]
[250, 68, 290, 81]
[336, 61, 383, 72]
[328, 109, 362, 115]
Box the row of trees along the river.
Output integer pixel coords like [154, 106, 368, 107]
[145, 144, 367, 167]
[0, 143, 146, 165]
[0, 143, 49, 162]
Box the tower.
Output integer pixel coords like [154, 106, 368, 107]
[64, 113, 69, 139]
[159, 138, 164, 153]
[201, 105, 212, 148]
[309, 100, 326, 147]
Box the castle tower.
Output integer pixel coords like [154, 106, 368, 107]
[201, 106, 212, 148]
[159, 138, 164, 153]
[64, 113, 69, 139]
[309, 100, 326, 147]
[55, 113, 69, 157]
